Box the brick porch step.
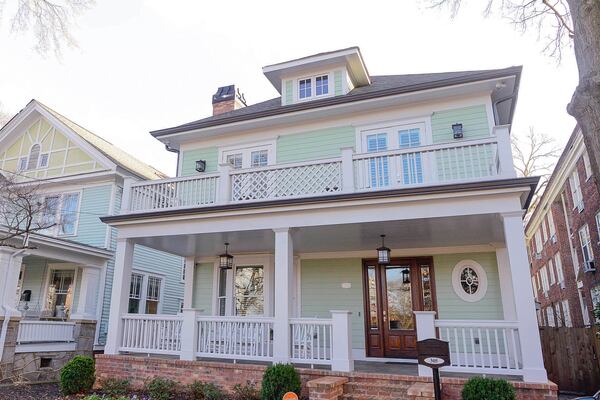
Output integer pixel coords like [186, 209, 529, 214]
[341, 381, 411, 399]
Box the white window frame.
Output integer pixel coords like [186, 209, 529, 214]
[359, 120, 432, 152]
[570, 170, 584, 212]
[40, 191, 81, 237]
[583, 151, 592, 180]
[579, 224, 594, 264]
[534, 229, 543, 254]
[38, 153, 49, 169]
[555, 252, 565, 286]
[546, 306, 555, 327]
[296, 73, 332, 101]
[127, 270, 165, 315]
[451, 259, 488, 302]
[548, 210, 556, 241]
[562, 299, 572, 327]
[180, 259, 186, 283]
[540, 265, 549, 294]
[17, 157, 28, 172]
[41, 264, 79, 319]
[548, 258, 556, 285]
[541, 218, 548, 243]
[219, 140, 276, 170]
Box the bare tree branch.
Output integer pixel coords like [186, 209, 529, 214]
[0, 102, 11, 128]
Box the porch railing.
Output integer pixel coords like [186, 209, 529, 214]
[119, 314, 183, 355]
[435, 319, 523, 375]
[290, 318, 333, 365]
[122, 127, 515, 214]
[196, 316, 274, 361]
[16, 320, 76, 344]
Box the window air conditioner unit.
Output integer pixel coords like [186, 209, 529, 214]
[535, 252, 542, 260]
[551, 235, 557, 244]
[583, 260, 596, 272]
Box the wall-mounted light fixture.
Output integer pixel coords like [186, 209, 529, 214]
[377, 235, 391, 265]
[195, 160, 207, 173]
[402, 268, 411, 284]
[452, 123, 464, 139]
[219, 242, 233, 269]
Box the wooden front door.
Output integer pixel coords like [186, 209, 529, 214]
[363, 258, 436, 358]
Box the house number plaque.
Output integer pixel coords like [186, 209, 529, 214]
[417, 338, 450, 400]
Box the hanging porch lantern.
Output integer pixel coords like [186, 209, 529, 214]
[219, 242, 233, 269]
[377, 235, 391, 265]
[402, 268, 411, 284]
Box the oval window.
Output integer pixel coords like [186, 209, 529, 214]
[452, 260, 487, 302]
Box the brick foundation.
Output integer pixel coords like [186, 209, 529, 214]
[95, 354, 558, 400]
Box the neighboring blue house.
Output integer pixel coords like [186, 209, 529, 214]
[0, 100, 184, 356]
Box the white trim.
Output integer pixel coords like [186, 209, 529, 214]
[41, 264, 80, 318]
[218, 139, 276, 169]
[39, 190, 82, 238]
[129, 269, 166, 315]
[296, 73, 333, 102]
[451, 259, 488, 302]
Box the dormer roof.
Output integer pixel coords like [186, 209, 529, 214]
[262, 46, 371, 93]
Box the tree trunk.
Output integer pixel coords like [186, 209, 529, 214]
[566, 0, 600, 191]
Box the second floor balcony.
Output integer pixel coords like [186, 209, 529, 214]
[122, 126, 516, 215]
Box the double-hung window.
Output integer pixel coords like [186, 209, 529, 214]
[46, 269, 75, 318]
[548, 211, 556, 241]
[555, 252, 565, 285]
[546, 307, 555, 327]
[579, 224, 594, 266]
[583, 151, 592, 179]
[127, 272, 163, 314]
[298, 74, 329, 100]
[570, 170, 584, 211]
[128, 273, 144, 313]
[540, 266, 549, 294]
[548, 258, 556, 285]
[146, 276, 161, 314]
[40, 193, 80, 236]
[541, 219, 548, 243]
[366, 133, 389, 188]
[398, 127, 423, 184]
[534, 229, 543, 254]
[562, 300, 572, 327]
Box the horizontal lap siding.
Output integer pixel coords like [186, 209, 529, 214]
[433, 252, 503, 319]
[20, 258, 48, 311]
[300, 258, 365, 350]
[71, 185, 112, 247]
[192, 263, 214, 314]
[276, 126, 355, 164]
[431, 105, 490, 144]
[180, 147, 218, 176]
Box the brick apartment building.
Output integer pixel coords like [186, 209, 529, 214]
[525, 126, 600, 328]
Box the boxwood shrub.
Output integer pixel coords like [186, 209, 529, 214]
[59, 355, 95, 395]
[462, 377, 516, 400]
[261, 364, 301, 400]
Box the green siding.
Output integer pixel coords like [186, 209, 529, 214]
[433, 252, 503, 320]
[71, 185, 111, 247]
[285, 80, 293, 105]
[300, 258, 365, 350]
[192, 262, 214, 314]
[277, 126, 355, 163]
[431, 105, 490, 144]
[20, 258, 48, 310]
[334, 71, 343, 96]
[180, 147, 218, 177]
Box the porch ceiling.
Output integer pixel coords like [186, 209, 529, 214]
[133, 213, 505, 257]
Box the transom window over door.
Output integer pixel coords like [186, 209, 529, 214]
[362, 122, 427, 188]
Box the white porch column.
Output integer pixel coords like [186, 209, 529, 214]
[180, 308, 199, 360]
[0, 248, 25, 317]
[104, 238, 135, 354]
[183, 256, 196, 309]
[340, 147, 355, 193]
[494, 125, 517, 179]
[414, 311, 436, 377]
[72, 266, 102, 320]
[501, 211, 548, 383]
[495, 246, 517, 320]
[121, 177, 135, 214]
[217, 163, 232, 205]
[273, 227, 293, 364]
[330, 310, 353, 372]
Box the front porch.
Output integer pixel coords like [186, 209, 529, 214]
[103, 204, 547, 383]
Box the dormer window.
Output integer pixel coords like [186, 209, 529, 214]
[298, 74, 330, 100]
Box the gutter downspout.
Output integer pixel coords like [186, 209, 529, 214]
[165, 143, 180, 176]
[0, 247, 27, 361]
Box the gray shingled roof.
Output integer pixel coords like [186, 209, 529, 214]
[151, 67, 522, 137]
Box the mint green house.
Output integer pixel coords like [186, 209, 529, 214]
[107, 48, 545, 384]
[0, 100, 184, 366]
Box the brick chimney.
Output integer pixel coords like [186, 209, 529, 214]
[212, 85, 247, 116]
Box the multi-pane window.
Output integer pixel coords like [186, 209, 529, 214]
[579, 224, 594, 264]
[251, 150, 268, 167]
[534, 229, 543, 253]
[555, 253, 565, 285]
[226, 153, 243, 169]
[570, 170, 584, 211]
[531, 276, 537, 295]
[146, 276, 161, 314]
[128, 273, 144, 313]
[46, 269, 74, 318]
[315, 75, 329, 96]
[548, 258, 556, 285]
[540, 266, 549, 293]
[234, 266, 264, 316]
[562, 300, 572, 327]
[298, 78, 312, 99]
[546, 307, 555, 327]
[41, 193, 80, 236]
[398, 128, 423, 184]
[541, 219, 548, 243]
[548, 211, 556, 240]
[367, 133, 389, 188]
[18, 157, 28, 171]
[27, 144, 41, 170]
[38, 153, 49, 168]
[583, 151, 592, 179]
[555, 303, 563, 327]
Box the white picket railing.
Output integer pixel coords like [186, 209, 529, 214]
[129, 173, 219, 212]
[119, 314, 183, 355]
[289, 318, 333, 365]
[196, 316, 274, 361]
[16, 320, 75, 344]
[353, 137, 499, 191]
[435, 320, 522, 375]
[230, 159, 342, 202]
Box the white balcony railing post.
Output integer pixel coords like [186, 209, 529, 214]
[330, 310, 353, 372]
[121, 177, 135, 214]
[414, 311, 436, 377]
[340, 147, 355, 193]
[180, 309, 199, 360]
[494, 125, 517, 179]
[217, 163, 232, 205]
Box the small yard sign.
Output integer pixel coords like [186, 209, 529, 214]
[417, 338, 450, 400]
[282, 392, 299, 400]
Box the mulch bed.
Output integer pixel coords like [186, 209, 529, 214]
[0, 383, 63, 399]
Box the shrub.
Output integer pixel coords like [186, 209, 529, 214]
[59, 355, 95, 395]
[189, 381, 226, 400]
[82, 396, 103, 400]
[461, 377, 516, 400]
[261, 364, 301, 400]
[145, 377, 179, 400]
[99, 378, 131, 396]
[232, 381, 260, 400]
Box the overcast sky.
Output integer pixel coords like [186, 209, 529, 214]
[0, 0, 578, 176]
